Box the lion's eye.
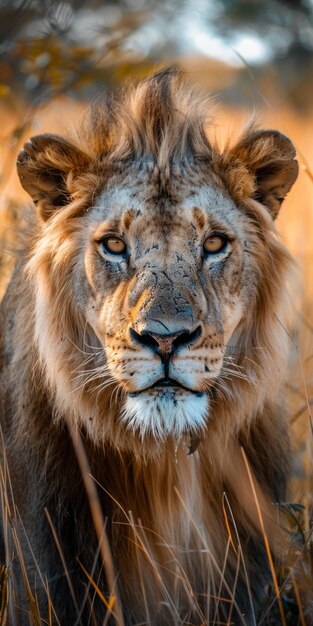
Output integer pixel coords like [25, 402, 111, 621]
[101, 236, 127, 255]
[203, 235, 228, 255]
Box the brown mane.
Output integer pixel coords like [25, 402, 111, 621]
[1, 68, 300, 625]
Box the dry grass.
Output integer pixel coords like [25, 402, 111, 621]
[0, 97, 312, 624]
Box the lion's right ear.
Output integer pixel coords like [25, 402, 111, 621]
[17, 134, 90, 221]
[230, 129, 298, 219]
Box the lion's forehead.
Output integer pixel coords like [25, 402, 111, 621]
[91, 165, 239, 237]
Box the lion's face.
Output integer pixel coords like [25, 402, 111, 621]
[74, 163, 249, 438]
[17, 72, 298, 448]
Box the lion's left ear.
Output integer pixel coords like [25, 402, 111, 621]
[17, 134, 90, 221]
[231, 129, 298, 218]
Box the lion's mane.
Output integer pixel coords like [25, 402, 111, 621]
[0, 68, 298, 625]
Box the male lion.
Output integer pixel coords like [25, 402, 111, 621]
[0, 68, 298, 625]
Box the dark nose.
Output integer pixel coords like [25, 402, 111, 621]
[129, 325, 202, 360]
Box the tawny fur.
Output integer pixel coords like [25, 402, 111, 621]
[0, 68, 299, 625]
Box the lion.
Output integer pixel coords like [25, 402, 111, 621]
[0, 68, 299, 625]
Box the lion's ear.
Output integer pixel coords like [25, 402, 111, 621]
[232, 130, 298, 218]
[17, 134, 90, 221]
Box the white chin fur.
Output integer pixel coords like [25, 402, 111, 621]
[122, 389, 208, 439]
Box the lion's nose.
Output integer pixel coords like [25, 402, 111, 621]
[129, 325, 202, 360]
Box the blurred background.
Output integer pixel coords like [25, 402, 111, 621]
[0, 0, 312, 541]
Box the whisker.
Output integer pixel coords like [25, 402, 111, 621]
[71, 355, 103, 375]
[220, 368, 253, 384]
[72, 364, 112, 380]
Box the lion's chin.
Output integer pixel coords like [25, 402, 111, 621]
[122, 388, 208, 440]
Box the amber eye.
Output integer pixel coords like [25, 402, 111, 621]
[203, 235, 228, 255]
[101, 236, 127, 255]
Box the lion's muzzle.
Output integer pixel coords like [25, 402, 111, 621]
[110, 264, 220, 436]
[129, 324, 202, 372]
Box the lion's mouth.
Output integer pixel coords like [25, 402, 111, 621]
[152, 377, 180, 388]
[128, 377, 204, 396]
